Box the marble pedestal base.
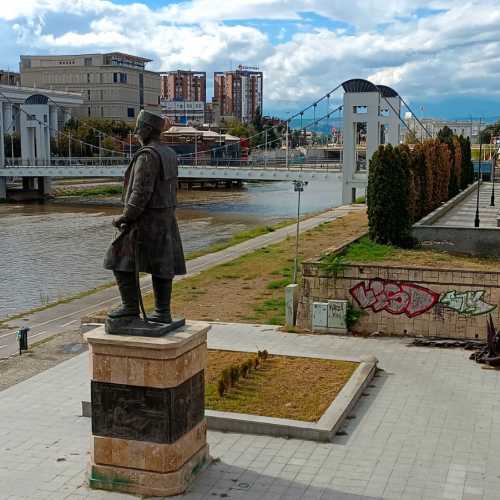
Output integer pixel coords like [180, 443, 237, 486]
[85, 321, 210, 497]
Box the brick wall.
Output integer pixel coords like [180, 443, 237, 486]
[297, 260, 500, 339]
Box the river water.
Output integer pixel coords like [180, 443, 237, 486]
[0, 181, 342, 319]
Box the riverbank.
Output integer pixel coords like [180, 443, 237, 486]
[0, 205, 366, 388]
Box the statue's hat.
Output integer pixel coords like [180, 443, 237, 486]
[135, 110, 165, 133]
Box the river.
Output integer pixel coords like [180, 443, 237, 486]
[0, 181, 342, 319]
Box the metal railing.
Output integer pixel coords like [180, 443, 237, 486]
[2, 156, 343, 171]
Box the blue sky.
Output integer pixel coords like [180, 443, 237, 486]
[1, 0, 500, 120]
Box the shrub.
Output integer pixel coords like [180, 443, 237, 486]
[221, 368, 231, 387]
[254, 357, 260, 369]
[217, 379, 226, 397]
[230, 365, 240, 385]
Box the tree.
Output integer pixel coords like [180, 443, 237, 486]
[459, 135, 474, 188]
[367, 144, 413, 247]
[252, 106, 263, 132]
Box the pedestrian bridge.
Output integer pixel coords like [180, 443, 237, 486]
[0, 157, 343, 183]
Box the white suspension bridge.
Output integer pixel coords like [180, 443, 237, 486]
[0, 79, 430, 202]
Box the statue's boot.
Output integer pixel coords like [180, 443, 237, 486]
[148, 276, 173, 324]
[108, 271, 140, 318]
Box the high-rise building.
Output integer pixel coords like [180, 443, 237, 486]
[160, 70, 206, 124]
[0, 70, 20, 86]
[19, 52, 161, 122]
[160, 70, 206, 102]
[213, 66, 263, 123]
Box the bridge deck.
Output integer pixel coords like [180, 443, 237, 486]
[0, 164, 342, 182]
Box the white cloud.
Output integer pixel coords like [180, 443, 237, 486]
[3, 0, 500, 114]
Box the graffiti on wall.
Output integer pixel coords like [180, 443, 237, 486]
[349, 279, 439, 318]
[440, 290, 496, 316]
[350, 278, 497, 318]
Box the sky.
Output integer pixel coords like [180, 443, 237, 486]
[1, 0, 500, 120]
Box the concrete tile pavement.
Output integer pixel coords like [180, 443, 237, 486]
[1, 322, 500, 499]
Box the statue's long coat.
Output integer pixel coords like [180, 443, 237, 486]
[104, 141, 186, 279]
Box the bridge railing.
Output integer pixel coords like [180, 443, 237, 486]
[2, 156, 343, 171]
[3, 157, 128, 167]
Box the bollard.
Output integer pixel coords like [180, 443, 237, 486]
[17, 327, 29, 355]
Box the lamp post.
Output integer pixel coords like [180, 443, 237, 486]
[491, 147, 496, 207]
[292, 180, 308, 284]
[474, 117, 482, 228]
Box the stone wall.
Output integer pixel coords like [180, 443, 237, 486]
[297, 258, 500, 340]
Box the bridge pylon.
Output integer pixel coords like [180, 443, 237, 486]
[341, 79, 401, 204]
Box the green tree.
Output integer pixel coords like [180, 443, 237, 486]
[367, 144, 413, 247]
[459, 135, 474, 188]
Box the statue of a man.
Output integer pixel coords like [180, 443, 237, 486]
[103, 110, 186, 335]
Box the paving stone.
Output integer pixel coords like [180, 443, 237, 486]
[2, 323, 500, 499]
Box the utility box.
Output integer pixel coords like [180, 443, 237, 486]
[311, 300, 348, 334]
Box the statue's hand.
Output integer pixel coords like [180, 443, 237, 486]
[112, 216, 128, 229]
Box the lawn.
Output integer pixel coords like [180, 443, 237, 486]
[206, 350, 358, 422]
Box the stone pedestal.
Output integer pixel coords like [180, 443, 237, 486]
[84, 321, 210, 497]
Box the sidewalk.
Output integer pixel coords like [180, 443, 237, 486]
[0, 204, 365, 358]
[1, 323, 499, 499]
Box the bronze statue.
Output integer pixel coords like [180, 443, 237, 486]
[103, 110, 186, 336]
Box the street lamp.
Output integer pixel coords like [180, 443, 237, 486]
[474, 118, 482, 228]
[491, 147, 496, 207]
[292, 180, 308, 284]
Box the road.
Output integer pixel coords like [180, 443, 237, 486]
[0, 204, 364, 360]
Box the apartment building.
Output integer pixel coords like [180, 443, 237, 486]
[19, 52, 161, 122]
[160, 70, 206, 124]
[160, 70, 206, 102]
[214, 66, 263, 123]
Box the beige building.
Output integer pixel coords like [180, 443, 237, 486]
[19, 52, 161, 122]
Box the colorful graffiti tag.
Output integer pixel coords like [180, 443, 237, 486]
[440, 290, 496, 316]
[349, 279, 439, 318]
[350, 279, 497, 318]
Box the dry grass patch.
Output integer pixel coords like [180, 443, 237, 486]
[150, 210, 368, 325]
[205, 349, 358, 422]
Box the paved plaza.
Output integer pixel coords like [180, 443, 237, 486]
[436, 182, 500, 227]
[1, 323, 500, 500]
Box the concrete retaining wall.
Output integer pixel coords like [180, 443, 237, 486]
[297, 260, 500, 339]
[412, 181, 500, 257]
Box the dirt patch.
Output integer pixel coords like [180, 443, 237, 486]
[0, 330, 87, 392]
[206, 349, 358, 422]
[170, 210, 367, 324]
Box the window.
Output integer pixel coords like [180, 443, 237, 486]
[84, 57, 92, 66]
[87, 89, 91, 101]
[379, 107, 389, 117]
[127, 107, 135, 118]
[113, 72, 118, 83]
[87, 107, 91, 117]
[120, 73, 127, 84]
[87, 73, 91, 83]
[100, 73, 103, 84]
[100, 90, 104, 100]
[101, 107, 104, 118]
[353, 105, 368, 114]
[22, 58, 31, 69]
